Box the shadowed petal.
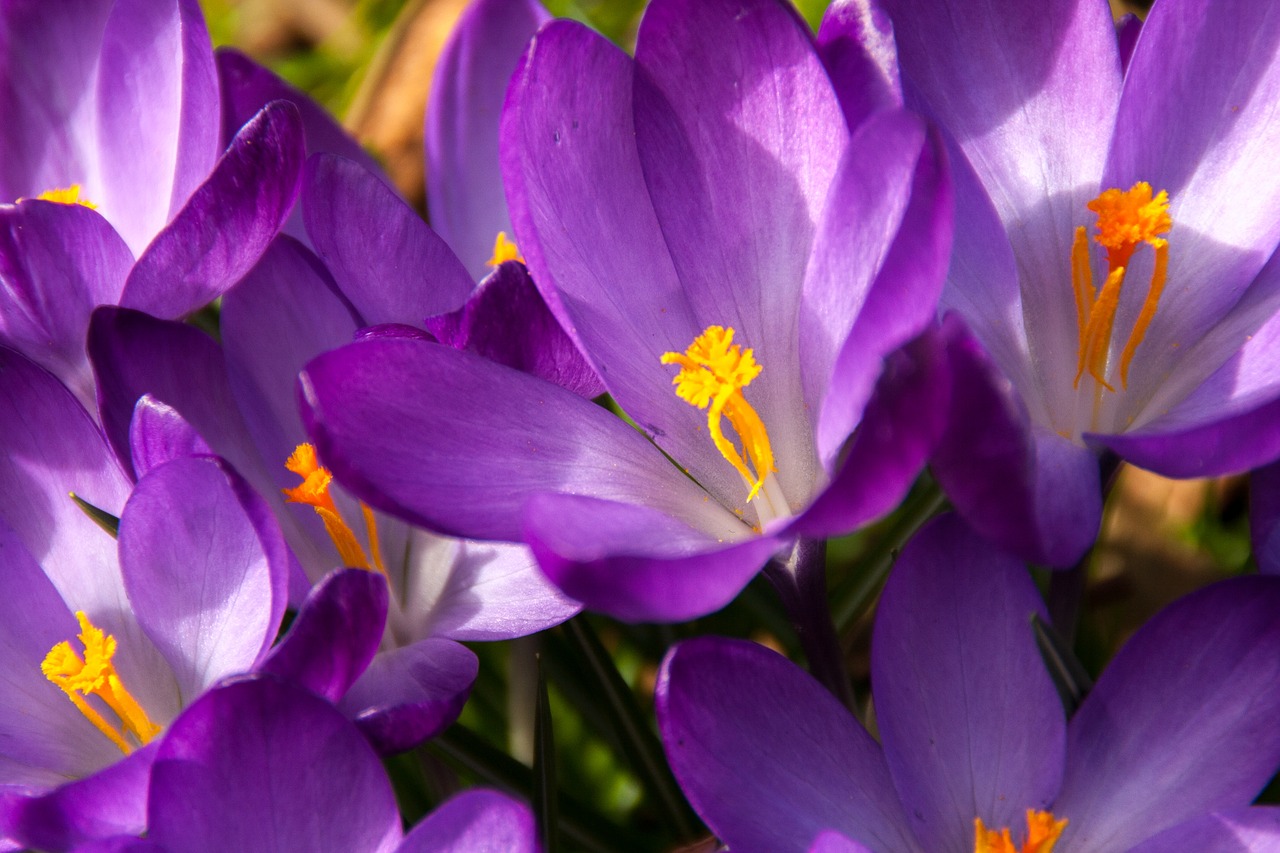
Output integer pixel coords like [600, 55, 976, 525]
[1253, 461, 1280, 574]
[399, 789, 537, 853]
[815, 0, 902, 131]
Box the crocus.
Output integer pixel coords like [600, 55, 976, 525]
[0, 348, 290, 850]
[0, 0, 303, 410]
[300, 0, 952, 624]
[657, 515, 1280, 852]
[877, 0, 1280, 564]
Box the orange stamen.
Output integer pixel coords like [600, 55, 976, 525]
[283, 443, 385, 576]
[486, 231, 524, 267]
[974, 810, 1068, 853]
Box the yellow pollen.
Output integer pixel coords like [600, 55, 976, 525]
[660, 326, 776, 502]
[1071, 181, 1171, 391]
[283, 443, 387, 576]
[41, 612, 161, 755]
[974, 810, 1068, 853]
[32, 184, 98, 209]
[486, 231, 524, 267]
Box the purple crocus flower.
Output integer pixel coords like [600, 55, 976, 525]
[89, 675, 539, 852]
[0, 0, 303, 410]
[876, 0, 1280, 565]
[657, 515, 1280, 852]
[0, 348, 291, 850]
[299, 0, 953, 625]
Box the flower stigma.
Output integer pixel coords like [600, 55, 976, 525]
[1071, 181, 1171, 392]
[974, 809, 1067, 853]
[283, 443, 387, 576]
[486, 231, 524, 267]
[42, 612, 161, 755]
[661, 326, 788, 526]
[29, 184, 98, 209]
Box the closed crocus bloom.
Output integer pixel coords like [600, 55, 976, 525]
[875, 0, 1280, 565]
[0, 349, 290, 851]
[657, 516, 1280, 853]
[300, 0, 953, 627]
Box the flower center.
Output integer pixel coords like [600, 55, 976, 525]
[1071, 181, 1171, 392]
[486, 231, 524, 267]
[661, 325, 779, 508]
[30, 184, 98, 209]
[283, 443, 387, 576]
[42, 612, 161, 755]
[974, 810, 1067, 853]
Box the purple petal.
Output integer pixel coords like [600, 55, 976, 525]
[119, 101, 304, 320]
[809, 832, 874, 853]
[302, 153, 473, 326]
[342, 639, 479, 755]
[931, 318, 1101, 566]
[0, 200, 132, 409]
[119, 457, 288, 699]
[93, 0, 218, 256]
[657, 637, 916, 852]
[300, 337, 744, 542]
[0, 745, 156, 852]
[148, 676, 402, 852]
[398, 789, 537, 853]
[1116, 14, 1141, 73]
[423, 260, 602, 398]
[402, 536, 579, 642]
[524, 494, 783, 622]
[0, 347, 133, 621]
[815, 0, 902, 131]
[1253, 461, 1280, 574]
[425, 0, 548, 279]
[128, 397, 214, 478]
[1055, 576, 1280, 850]
[1128, 809, 1280, 853]
[799, 111, 948, 458]
[260, 568, 388, 703]
[790, 328, 948, 539]
[872, 514, 1064, 852]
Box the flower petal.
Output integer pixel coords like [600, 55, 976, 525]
[1253, 461, 1280, 575]
[657, 636, 917, 853]
[425, 0, 548, 279]
[128, 397, 213, 478]
[1127, 808, 1280, 853]
[872, 514, 1064, 852]
[815, 0, 903, 131]
[398, 789, 537, 853]
[341, 639, 479, 755]
[148, 676, 402, 852]
[119, 101, 304, 320]
[1054, 576, 1280, 850]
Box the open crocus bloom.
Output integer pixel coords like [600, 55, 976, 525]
[657, 515, 1280, 853]
[875, 0, 1280, 564]
[301, 0, 952, 622]
[0, 349, 290, 851]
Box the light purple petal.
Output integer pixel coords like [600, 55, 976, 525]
[119, 457, 288, 699]
[809, 832, 874, 853]
[525, 494, 783, 623]
[399, 789, 538, 853]
[398, 535, 579, 642]
[872, 514, 1064, 852]
[302, 153, 473, 326]
[0, 200, 132, 409]
[1055, 576, 1280, 851]
[423, 260, 603, 398]
[148, 676, 402, 852]
[300, 338, 745, 543]
[790, 328, 948, 539]
[931, 319, 1101, 566]
[657, 637, 917, 853]
[93, 0, 218, 256]
[425, 0, 548, 279]
[259, 568, 388, 703]
[119, 101, 304, 320]
[342, 639, 479, 755]
[815, 0, 902, 131]
[128, 396, 213, 478]
[1128, 808, 1280, 853]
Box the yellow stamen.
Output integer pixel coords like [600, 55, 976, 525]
[1070, 181, 1172, 391]
[42, 612, 161, 755]
[32, 184, 98, 209]
[283, 443, 385, 577]
[975, 810, 1068, 853]
[661, 326, 776, 501]
[486, 231, 524, 267]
